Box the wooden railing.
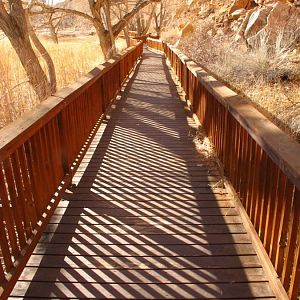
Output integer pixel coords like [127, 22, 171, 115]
[0, 42, 143, 299]
[147, 37, 300, 300]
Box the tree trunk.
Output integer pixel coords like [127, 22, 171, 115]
[26, 13, 57, 94]
[10, 36, 50, 100]
[103, 0, 116, 57]
[154, 13, 160, 35]
[0, 1, 51, 101]
[49, 22, 59, 44]
[94, 22, 113, 60]
[136, 13, 143, 35]
[123, 26, 130, 47]
[141, 5, 155, 36]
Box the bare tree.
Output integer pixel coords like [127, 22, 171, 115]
[48, 13, 64, 44]
[26, 12, 57, 92]
[154, 0, 166, 36]
[0, 0, 53, 100]
[103, 0, 117, 56]
[140, 4, 155, 35]
[111, 0, 131, 47]
[30, 0, 161, 59]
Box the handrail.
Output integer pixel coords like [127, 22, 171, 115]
[0, 42, 143, 299]
[147, 37, 300, 300]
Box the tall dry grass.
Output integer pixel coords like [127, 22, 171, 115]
[0, 35, 126, 129]
[180, 25, 300, 139]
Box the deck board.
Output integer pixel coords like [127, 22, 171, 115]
[10, 49, 276, 299]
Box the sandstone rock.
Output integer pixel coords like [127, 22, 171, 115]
[244, 6, 272, 38]
[260, 0, 291, 3]
[229, 0, 256, 15]
[181, 23, 195, 39]
[264, 2, 291, 34]
[247, 1, 300, 45]
[230, 8, 248, 19]
[174, 4, 189, 20]
[235, 9, 253, 40]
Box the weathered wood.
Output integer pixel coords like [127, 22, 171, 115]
[39, 232, 251, 245]
[147, 39, 297, 299]
[11, 281, 275, 299]
[18, 267, 265, 283]
[56, 200, 233, 208]
[51, 207, 238, 217]
[10, 49, 276, 299]
[25, 254, 262, 269]
[0, 43, 143, 299]
[43, 223, 248, 235]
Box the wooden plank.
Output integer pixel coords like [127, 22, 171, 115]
[32, 243, 256, 257]
[73, 171, 223, 177]
[26, 254, 262, 269]
[72, 173, 220, 181]
[56, 199, 234, 209]
[43, 223, 247, 235]
[67, 187, 227, 194]
[18, 266, 266, 283]
[61, 193, 231, 202]
[51, 207, 237, 217]
[75, 166, 221, 173]
[10, 281, 275, 299]
[39, 233, 251, 245]
[48, 215, 241, 226]
[73, 181, 219, 189]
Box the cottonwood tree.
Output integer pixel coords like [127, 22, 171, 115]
[0, 0, 56, 100]
[135, 3, 155, 36]
[30, 0, 161, 59]
[47, 13, 65, 44]
[111, 0, 131, 47]
[153, 0, 166, 36]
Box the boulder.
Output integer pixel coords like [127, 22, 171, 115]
[230, 8, 248, 19]
[244, 6, 272, 38]
[264, 2, 291, 35]
[174, 4, 189, 20]
[229, 0, 256, 15]
[247, 1, 300, 45]
[235, 9, 253, 40]
[181, 23, 195, 39]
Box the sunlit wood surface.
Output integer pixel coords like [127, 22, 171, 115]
[9, 50, 276, 299]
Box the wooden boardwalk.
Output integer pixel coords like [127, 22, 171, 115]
[9, 50, 276, 299]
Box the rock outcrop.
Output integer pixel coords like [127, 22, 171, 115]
[229, 0, 256, 14]
[163, 0, 299, 51]
[240, 1, 300, 46]
[181, 23, 195, 39]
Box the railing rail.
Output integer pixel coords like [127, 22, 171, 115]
[147, 37, 300, 300]
[0, 42, 143, 299]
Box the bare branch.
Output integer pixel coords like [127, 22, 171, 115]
[0, 1, 10, 30]
[29, 2, 95, 24]
[112, 0, 160, 37]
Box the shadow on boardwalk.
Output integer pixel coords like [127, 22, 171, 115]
[10, 50, 275, 299]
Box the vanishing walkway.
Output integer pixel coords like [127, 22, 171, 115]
[10, 50, 276, 299]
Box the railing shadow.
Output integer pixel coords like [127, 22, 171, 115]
[13, 50, 274, 299]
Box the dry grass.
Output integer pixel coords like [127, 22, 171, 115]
[0, 35, 126, 129]
[180, 25, 300, 140]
